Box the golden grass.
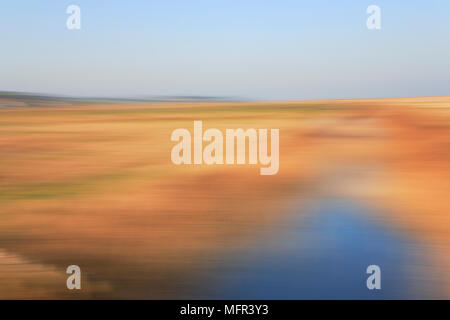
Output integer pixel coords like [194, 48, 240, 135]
[0, 97, 450, 298]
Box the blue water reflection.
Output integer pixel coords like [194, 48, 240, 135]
[199, 199, 427, 299]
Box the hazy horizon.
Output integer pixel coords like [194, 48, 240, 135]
[2, 90, 450, 103]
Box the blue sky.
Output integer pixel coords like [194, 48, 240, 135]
[1, 1, 449, 100]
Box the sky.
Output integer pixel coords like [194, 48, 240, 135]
[1, 0, 449, 100]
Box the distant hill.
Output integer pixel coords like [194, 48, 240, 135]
[0, 91, 236, 107]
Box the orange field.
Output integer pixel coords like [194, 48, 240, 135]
[1, 96, 450, 298]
